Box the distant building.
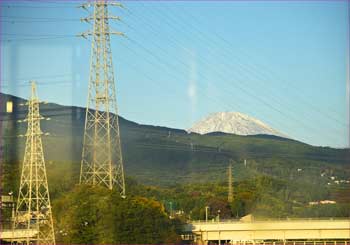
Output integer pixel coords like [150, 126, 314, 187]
[309, 200, 336, 205]
[319, 200, 336, 204]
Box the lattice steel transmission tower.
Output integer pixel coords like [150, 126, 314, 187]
[79, 0, 126, 195]
[13, 82, 55, 245]
[228, 162, 233, 202]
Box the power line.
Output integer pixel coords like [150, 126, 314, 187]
[133, 2, 346, 144]
[1, 81, 74, 88]
[0, 4, 79, 9]
[1, 16, 80, 20]
[2, 2, 347, 147]
[125, 4, 342, 146]
[0, 15, 83, 23]
[173, 2, 348, 128]
[0, 19, 80, 24]
[2, 2, 346, 130]
[135, 1, 345, 141]
[1, 73, 74, 83]
[17, 0, 80, 3]
[0, 35, 76, 42]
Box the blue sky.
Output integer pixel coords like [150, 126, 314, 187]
[0, 0, 349, 148]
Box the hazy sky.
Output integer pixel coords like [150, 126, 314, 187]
[1, 0, 349, 148]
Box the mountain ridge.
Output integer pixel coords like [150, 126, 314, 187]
[1, 92, 349, 187]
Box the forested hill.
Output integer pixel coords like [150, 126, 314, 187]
[1, 92, 349, 187]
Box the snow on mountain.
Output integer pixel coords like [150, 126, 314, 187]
[188, 112, 285, 137]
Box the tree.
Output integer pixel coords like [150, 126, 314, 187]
[53, 185, 182, 244]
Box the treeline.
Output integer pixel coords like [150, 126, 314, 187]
[126, 174, 350, 220]
[2, 159, 349, 222]
[2, 160, 350, 244]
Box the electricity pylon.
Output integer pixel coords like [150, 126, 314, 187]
[13, 82, 55, 245]
[79, 0, 126, 196]
[228, 162, 233, 202]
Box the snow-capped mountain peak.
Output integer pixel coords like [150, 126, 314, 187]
[188, 112, 285, 137]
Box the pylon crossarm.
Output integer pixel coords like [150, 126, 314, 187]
[79, 1, 124, 9]
[81, 15, 121, 22]
[78, 31, 125, 37]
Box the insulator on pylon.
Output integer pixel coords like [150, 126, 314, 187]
[78, 32, 89, 39]
[80, 17, 89, 23]
[109, 2, 124, 8]
[110, 30, 125, 37]
[78, 3, 92, 10]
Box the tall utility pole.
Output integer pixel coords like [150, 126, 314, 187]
[79, 0, 126, 196]
[228, 162, 233, 202]
[205, 206, 209, 222]
[13, 82, 55, 245]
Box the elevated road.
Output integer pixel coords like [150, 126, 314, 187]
[184, 219, 350, 244]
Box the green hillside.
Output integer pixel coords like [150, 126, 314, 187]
[1, 92, 349, 183]
[1, 92, 349, 219]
